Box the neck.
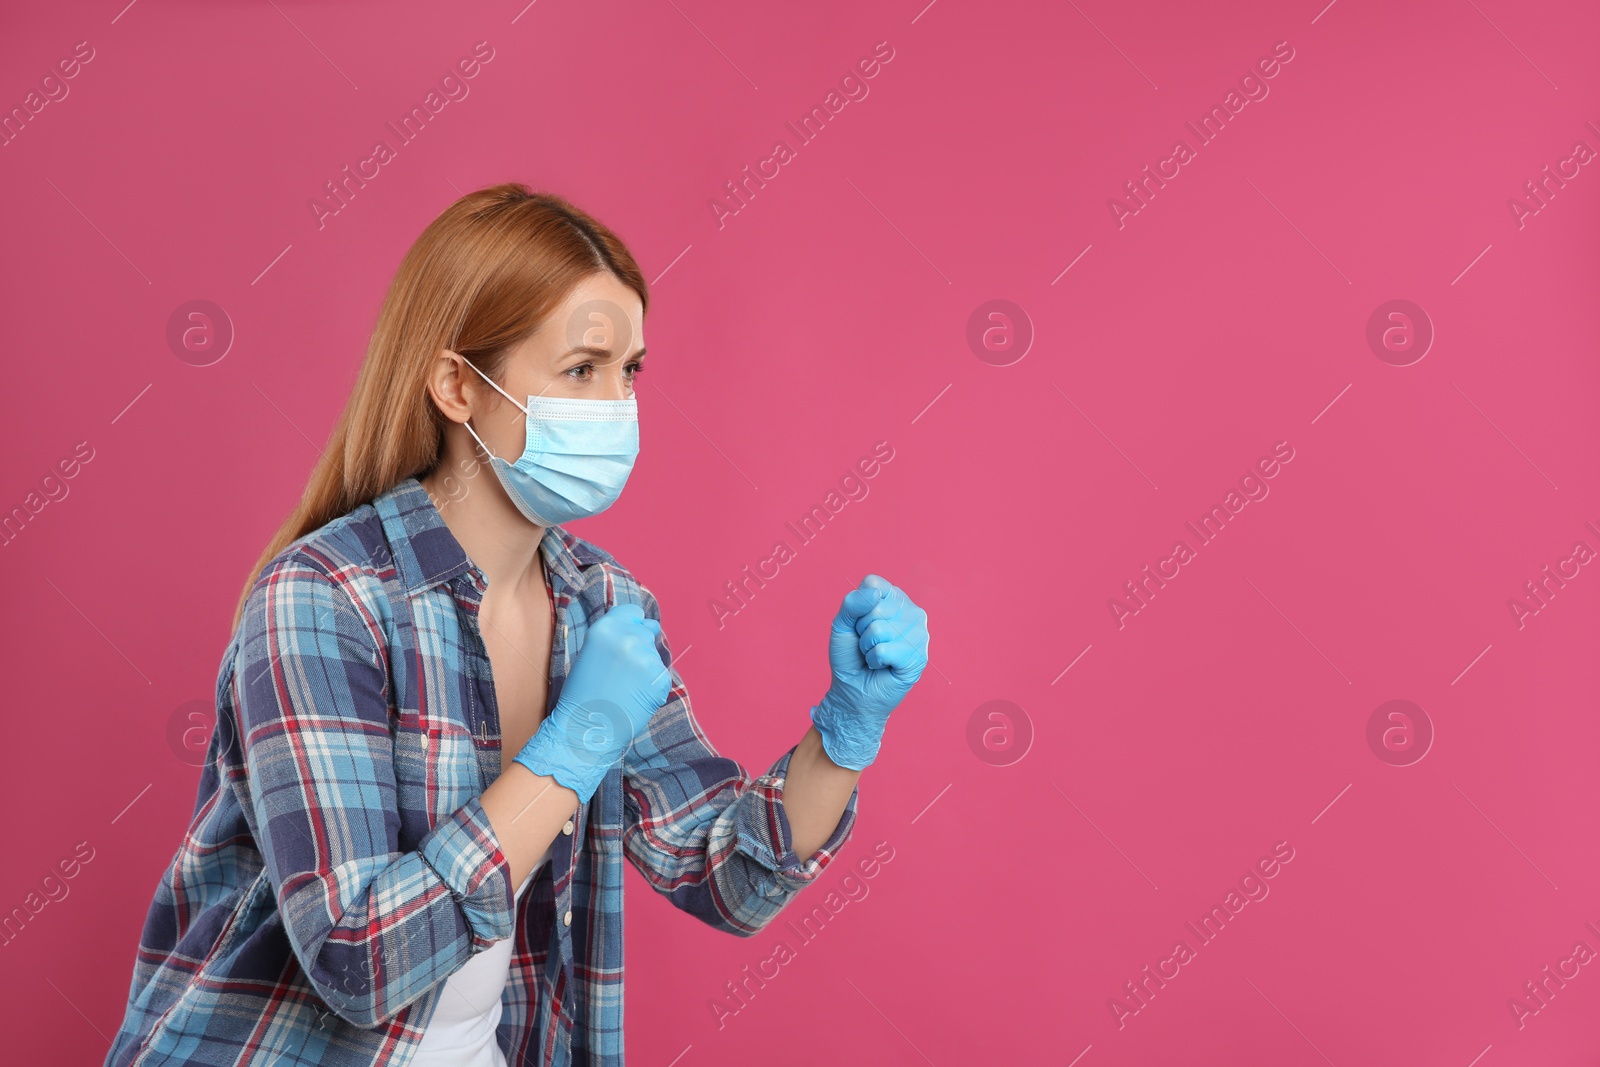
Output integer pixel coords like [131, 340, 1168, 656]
[421, 454, 548, 599]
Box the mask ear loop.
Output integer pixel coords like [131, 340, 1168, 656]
[460, 358, 531, 463]
[461, 418, 497, 461]
[464, 359, 531, 416]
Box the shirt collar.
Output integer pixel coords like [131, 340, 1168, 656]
[372, 476, 587, 598]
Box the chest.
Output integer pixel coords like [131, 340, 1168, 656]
[477, 582, 558, 776]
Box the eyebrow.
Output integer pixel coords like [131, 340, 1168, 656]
[562, 345, 646, 362]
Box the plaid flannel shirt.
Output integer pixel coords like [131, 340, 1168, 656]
[105, 475, 858, 1066]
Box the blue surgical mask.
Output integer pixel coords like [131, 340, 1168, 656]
[460, 361, 639, 527]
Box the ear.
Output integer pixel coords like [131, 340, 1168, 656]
[426, 349, 475, 424]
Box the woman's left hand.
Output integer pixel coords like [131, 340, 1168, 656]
[808, 574, 931, 771]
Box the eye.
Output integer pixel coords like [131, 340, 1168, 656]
[565, 360, 643, 381]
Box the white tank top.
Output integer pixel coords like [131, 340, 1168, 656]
[412, 842, 553, 1066]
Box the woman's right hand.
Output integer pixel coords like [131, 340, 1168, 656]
[511, 602, 671, 801]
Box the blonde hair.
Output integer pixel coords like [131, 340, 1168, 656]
[232, 183, 648, 629]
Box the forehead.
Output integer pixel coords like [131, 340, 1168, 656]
[535, 274, 645, 356]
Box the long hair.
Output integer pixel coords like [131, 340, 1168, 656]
[231, 183, 648, 630]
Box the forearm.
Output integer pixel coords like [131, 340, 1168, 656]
[782, 725, 862, 859]
[480, 763, 582, 887]
[266, 798, 530, 1026]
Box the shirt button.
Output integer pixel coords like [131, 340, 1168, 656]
[421, 733, 429, 750]
[562, 820, 575, 836]
[563, 910, 573, 927]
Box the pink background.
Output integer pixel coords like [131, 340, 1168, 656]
[3, 0, 1598, 1063]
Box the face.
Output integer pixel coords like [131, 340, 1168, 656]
[424, 273, 646, 514]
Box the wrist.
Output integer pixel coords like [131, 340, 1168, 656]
[808, 697, 880, 771]
[811, 688, 849, 733]
[796, 724, 864, 778]
[513, 713, 613, 803]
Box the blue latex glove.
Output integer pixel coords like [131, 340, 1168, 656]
[513, 602, 672, 802]
[809, 574, 931, 770]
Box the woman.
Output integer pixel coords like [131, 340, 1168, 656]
[104, 184, 930, 1067]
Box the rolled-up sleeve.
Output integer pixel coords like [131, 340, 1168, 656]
[621, 585, 858, 937]
[233, 552, 514, 1028]
[729, 747, 856, 892]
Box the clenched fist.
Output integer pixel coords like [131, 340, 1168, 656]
[808, 574, 931, 771]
